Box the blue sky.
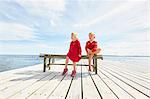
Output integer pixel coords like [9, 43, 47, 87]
[0, 0, 149, 55]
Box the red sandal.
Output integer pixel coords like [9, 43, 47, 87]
[71, 70, 76, 77]
[62, 68, 68, 75]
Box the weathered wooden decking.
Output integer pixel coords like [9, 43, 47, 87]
[0, 59, 150, 99]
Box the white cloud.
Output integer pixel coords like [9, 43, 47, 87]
[0, 22, 37, 40]
[15, 0, 66, 26]
[102, 32, 150, 56]
[0, 0, 149, 55]
[15, 0, 66, 13]
[73, 1, 148, 28]
[103, 41, 150, 56]
[0, 42, 68, 55]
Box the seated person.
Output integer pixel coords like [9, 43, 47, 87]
[85, 32, 101, 71]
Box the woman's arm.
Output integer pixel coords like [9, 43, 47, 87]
[78, 41, 82, 56]
[85, 42, 88, 53]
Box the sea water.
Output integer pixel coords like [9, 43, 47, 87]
[103, 55, 150, 74]
[0, 55, 43, 72]
[0, 55, 149, 73]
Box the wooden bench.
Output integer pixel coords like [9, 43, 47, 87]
[39, 54, 103, 74]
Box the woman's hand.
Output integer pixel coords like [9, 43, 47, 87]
[79, 54, 81, 57]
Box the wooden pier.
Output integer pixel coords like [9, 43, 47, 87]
[0, 59, 149, 99]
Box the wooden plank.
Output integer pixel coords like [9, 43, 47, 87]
[82, 60, 117, 99]
[101, 68, 150, 98]
[81, 64, 101, 99]
[89, 71, 118, 99]
[0, 71, 52, 98]
[98, 68, 149, 99]
[0, 68, 43, 82]
[28, 72, 65, 99]
[103, 62, 150, 86]
[30, 62, 73, 99]
[47, 68, 73, 98]
[97, 69, 134, 99]
[0, 65, 44, 91]
[40, 54, 103, 60]
[0, 74, 14, 81]
[0, 73, 31, 86]
[0, 64, 42, 81]
[101, 61, 150, 83]
[66, 65, 82, 99]
[0, 74, 34, 91]
[47, 63, 89, 66]
[101, 60, 150, 80]
[102, 66, 150, 89]
[8, 72, 58, 99]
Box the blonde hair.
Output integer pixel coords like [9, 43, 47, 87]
[72, 32, 77, 38]
[89, 32, 95, 38]
[89, 32, 95, 35]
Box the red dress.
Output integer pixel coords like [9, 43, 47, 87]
[67, 40, 82, 62]
[85, 41, 98, 53]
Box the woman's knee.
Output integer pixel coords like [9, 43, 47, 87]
[88, 54, 94, 59]
[73, 62, 76, 64]
[92, 48, 101, 55]
[97, 48, 101, 53]
[66, 56, 69, 60]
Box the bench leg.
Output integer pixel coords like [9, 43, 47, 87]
[43, 57, 46, 72]
[93, 58, 94, 66]
[52, 58, 55, 63]
[48, 58, 51, 70]
[93, 55, 98, 74]
[93, 58, 95, 72]
[95, 58, 97, 74]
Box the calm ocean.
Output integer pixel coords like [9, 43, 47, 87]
[0, 55, 149, 73]
[0, 55, 43, 72]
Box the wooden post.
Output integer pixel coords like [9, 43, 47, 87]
[94, 55, 98, 74]
[93, 58, 94, 65]
[43, 57, 46, 72]
[93, 58, 95, 72]
[48, 58, 51, 70]
[52, 58, 55, 63]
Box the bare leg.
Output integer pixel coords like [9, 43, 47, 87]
[88, 48, 101, 71]
[65, 56, 69, 68]
[92, 48, 101, 55]
[71, 62, 77, 77]
[73, 62, 76, 71]
[62, 56, 69, 75]
[88, 54, 94, 71]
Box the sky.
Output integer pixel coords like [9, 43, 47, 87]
[0, 0, 150, 56]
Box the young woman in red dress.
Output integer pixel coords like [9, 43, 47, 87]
[85, 32, 101, 71]
[62, 32, 82, 77]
